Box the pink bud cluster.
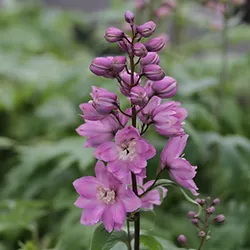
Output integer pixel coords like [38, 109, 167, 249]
[73, 10, 198, 233]
[178, 197, 225, 248]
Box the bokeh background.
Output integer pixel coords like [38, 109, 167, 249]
[0, 0, 250, 249]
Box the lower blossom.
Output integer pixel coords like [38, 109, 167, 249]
[73, 161, 141, 232]
[160, 134, 198, 195]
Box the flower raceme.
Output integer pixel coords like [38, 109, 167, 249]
[73, 10, 199, 236]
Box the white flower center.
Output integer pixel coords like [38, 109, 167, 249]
[97, 186, 116, 204]
[118, 140, 137, 161]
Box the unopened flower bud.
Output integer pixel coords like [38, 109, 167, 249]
[145, 35, 168, 52]
[111, 56, 127, 74]
[118, 36, 133, 54]
[104, 27, 124, 43]
[152, 76, 177, 98]
[120, 71, 141, 96]
[206, 206, 215, 214]
[90, 57, 112, 76]
[140, 52, 160, 66]
[212, 198, 221, 206]
[130, 86, 148, 106]
[134, 42, 148, 58]
[191, 218, 199, 225]
[125, 10, 134, 24]
[177, 235, 187, 245]
[198, 231, 206, 238]
[91, 86, 118, 114]
[195, 198, 205, 206]
[143, 64, 165, 81]
[214, 214, 225, 223]
[136, 21, 156, 37]
[187, 211, 196, 219]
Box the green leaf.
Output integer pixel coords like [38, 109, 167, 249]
[90, 224, 128, 250]
[140, 235, 163, 250]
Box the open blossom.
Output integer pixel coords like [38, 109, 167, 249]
[76, 114, 129, 148]
[152, 101, 187, 136]
[137, 178, 168, 210]
[73, 161, 141, 232]
[160, 134, 198, 195]
[94, 126, 156, 180]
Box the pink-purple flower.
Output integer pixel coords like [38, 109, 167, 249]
[160, 134, 198, 195]
[94, 126, 156, 180]
[152, 101, 187, 136]
[73, 161, 141, 232]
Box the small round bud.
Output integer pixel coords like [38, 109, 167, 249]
[119, 71, 141, 97]
[212, 198, 221, 206]
[89, 57, 112, 77]
[125, 10, 134, 24]
[198, 231, 206, 238]
[104, 27, 124, 43]
[145, 35, 168, 52]
[143, 64, 165, 81]
[177, 235, 187, 245]
[144, 80, 154, 98]
[187, 211, 196, 219]
[136, 21, 156, 37]
[133, 42, 148, 58]
[111, 56, 127, 74]
[91, 86, 118, 114]
[191, 218, 199, 225]
[195, 198, 205, 206]
[118, 36, 133, 54]
[155, 6, 170, 18]
[152, 76, 177, 98]
[206, 206, 215, 214]
[130, 85, 148, 106]
[140, 52, 160, 66]
[214, 214, 225, 223]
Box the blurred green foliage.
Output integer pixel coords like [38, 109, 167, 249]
[0, 0, 250, 249]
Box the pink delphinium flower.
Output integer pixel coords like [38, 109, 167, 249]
[94, 126, 156, 180]
[73, 161, 141, 232]
[137, 179, 168, 210]
[76, 114, 129, 148]
[152, 101, 187, 136]
[160, 134, 198, 195]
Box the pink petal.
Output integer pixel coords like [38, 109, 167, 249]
[160, 134, 188, 166]
[80, 205, 105, 226]
[170, 158, 197, 179]
[121, 189, 141, 212]
[135, 140, 149, 154]
[73, 176, 100, 198]
[94, 142, 118, 162]
[74, 197, 99, 209]
[110, 200, 126, 225]
[84, 133, 114, 148]
[102, 208, 115, 232]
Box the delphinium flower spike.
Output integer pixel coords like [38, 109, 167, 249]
[73, 10, 199, 250]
